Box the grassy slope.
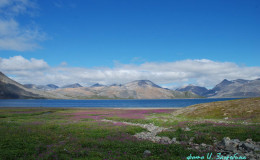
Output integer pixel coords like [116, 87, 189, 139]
[157, 98, 260, 144]
[172, 97, 260, 122]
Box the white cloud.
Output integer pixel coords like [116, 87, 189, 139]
[0, 55, 48, 71]
[0, 0, 45, 51]
[1, 56, 260, 88]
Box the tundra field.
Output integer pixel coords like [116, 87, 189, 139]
[0, 98, 259, 160]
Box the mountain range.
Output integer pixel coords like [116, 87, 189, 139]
[176, 78, 260, 98]
[1, 71, 260, 99]
[0, 72, 200, 99]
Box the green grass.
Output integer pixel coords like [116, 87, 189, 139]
[0, 108, 196, 160]
[175, 97, 260, 122]
[1, 104, 259, 159]
[158, 122, 260, 145]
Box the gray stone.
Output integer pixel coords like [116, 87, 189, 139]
[143, 150, 151, 157]
[171, 137, 177, 143]
[195, 146, 200, 150]
[254, 147, 260, 152]
[233, 139, 240, 143]
[222, 137, 231, 146]
[183, 127, 191, 131]
[246, 138, 253, 143]
[189, 137, 194, 142]
[160, 136, 171, 144]
[242, 143, 256, 151]
[201, 143, 206, 147]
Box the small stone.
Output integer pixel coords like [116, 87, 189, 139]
[201, 143, 206, 147]
[183, 127, 191, 131]
[233, 139, 240, 143]
[143, 150, 151, 157]
[195, 146, 200, 150]
[160, 136, 171, 144]
[171, 137, 177, 143]
[242, 143, 255, 151]
[222, 137, 231, 146]
[254, 147, 260, 152]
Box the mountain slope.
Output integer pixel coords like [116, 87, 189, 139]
[24, 84, 59, 90]
[209, 79, 260, 98]
[61, 83, 82, 88]
[0, 72, 67, 99]
[0, 72, 45, 99]
[176, 85, 209, 97]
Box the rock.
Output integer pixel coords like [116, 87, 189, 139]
[171, 137, 177, 144]
[143, 150, 151, 157]
[201, 143, 206, 147]
[222, 137, 231, 146]
[242, 143, 256, 151]
[183, 127, 191, 131]
[233, 139, 240, 143]
[195, 146, 200, 150]
[160, 136, 171, 144]
[153, 136, 162, 143]
[254, 147, 260, 152]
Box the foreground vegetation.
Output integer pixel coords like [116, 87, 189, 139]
[0, 108, 194, 160]
[0, 98, 259, 159]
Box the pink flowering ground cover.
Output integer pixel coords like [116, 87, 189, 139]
[65, 108, 176, 121]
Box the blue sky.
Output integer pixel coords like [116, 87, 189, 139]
[0, 0, 260, 88]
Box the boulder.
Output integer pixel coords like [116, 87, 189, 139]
[143, 150, 151, 157]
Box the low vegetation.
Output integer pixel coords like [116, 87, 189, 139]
[0, 98, 259, 159]
[172, 97, 260, 122]
[0, 108, 194, 160]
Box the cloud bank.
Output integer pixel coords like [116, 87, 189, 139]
[1, 56, 260, 88]
[0, 0, 45, 51]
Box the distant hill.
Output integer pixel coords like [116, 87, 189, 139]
[176, 85, 209, 97]
[0, 72, 69, 99]
[24, 84, 59, 90]
[176, 78, 260, 98]
[53, 80, 201, 99]
[209, 78, 260, 98]
[91, 83, 105, 87]
[61, 83, 82, 88]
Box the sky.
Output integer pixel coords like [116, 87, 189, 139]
[0, 0, 260, 88]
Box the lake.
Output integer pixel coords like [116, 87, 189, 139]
[0, 98, 240, 108]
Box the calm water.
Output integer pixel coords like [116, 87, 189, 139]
[0, 98, 239, 108]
